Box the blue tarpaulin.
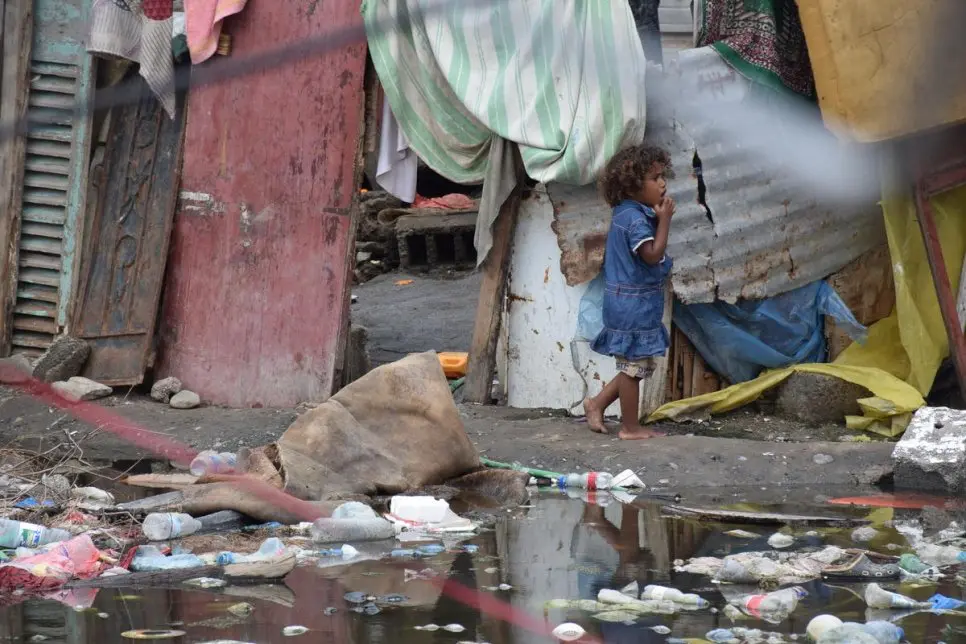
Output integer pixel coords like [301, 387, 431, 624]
[672, 281, 867, 384]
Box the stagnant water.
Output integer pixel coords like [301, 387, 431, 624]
[3, 492, 965, 643]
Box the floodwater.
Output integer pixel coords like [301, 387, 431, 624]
[3, 491, 965, 643]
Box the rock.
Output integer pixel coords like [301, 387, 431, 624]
[774, 372, 870, 426]
[813, 453, 834, 465]
[52, 377, 112, 402]
[31, 337, 91, 383]
[0, 354, 33, 384]
[356, 251, 373, 263]
[894, 407, 966, 493]
[150, 377, 183, 403]
[170, 390, 201, 409]
[851, 526, 878, 543]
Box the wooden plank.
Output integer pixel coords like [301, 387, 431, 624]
[680, 330, 695, 399]
[464, 189, 522, 404]
[640, 285, 673, 417]
[0, 0, 34, 355]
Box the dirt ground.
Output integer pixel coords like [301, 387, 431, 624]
[352, 269, 482, 367]
[0, 385, 894, 491]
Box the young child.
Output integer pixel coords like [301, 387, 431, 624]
[583, 144, 675, 440]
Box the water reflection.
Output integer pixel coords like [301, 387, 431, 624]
[2, 492, 965, 643]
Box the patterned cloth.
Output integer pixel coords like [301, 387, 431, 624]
[615, 356, 658, 380]
[696, 0, 815, 98]
[89, 0, 176, 117]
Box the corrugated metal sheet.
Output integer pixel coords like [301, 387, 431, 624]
[551, 46, 886, 304]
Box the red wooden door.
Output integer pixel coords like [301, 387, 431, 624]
[157, 1, 365, 407]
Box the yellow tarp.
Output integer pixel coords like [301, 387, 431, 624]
[798, 0, 966, 142]
[649, 185, 966, 435]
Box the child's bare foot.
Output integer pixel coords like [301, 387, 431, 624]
[582, 398, 608, 433]
[618, 424, 665, 440]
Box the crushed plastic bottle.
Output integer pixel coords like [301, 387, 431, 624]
[556, 472, 614, 490]
[310, 517, 394, 543]
[142, 513, 202, 541]
[0, 519, 70, 548]
[807, 614, 843, 640]
[916, 543, 966, 567]
[189, 451, 237, 477]
[388, 496, 449, 523]
[898, 553, 929, 574]
[217, 537, 286, 565]
[863, 583, 932, 610]
[130, 545, 204, 572]
[735, 586, 806, 621]
[767, 532, 794, 549]
[641, 585, 710, 608]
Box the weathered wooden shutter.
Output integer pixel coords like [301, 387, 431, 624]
[9, 0, 93, 357]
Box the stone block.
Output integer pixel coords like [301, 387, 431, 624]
[893, 406, 966, 493]
[52, 377, 112, 402]
[775, 371, 869, 426]
[32, 337, 91, 383]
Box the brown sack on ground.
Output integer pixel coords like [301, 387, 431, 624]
[238, 351, 480, 500]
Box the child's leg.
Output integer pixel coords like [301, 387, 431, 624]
[616, 368, 664, 440]
[583, 378, 620, 433]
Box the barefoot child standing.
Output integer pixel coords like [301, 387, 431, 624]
[583, 144, 675, 440]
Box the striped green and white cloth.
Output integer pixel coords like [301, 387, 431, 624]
[363, 0, 649, 261]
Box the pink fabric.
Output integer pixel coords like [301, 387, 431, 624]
[186, 0, 248, 64]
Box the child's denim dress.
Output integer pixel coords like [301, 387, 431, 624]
[590, 200, 672, 360]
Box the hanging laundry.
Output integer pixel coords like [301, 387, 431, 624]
[185, 0, 248, 64]
[89, 0, 177, 117]
[376, 96, 417, 203]
[696, 0, 816, 98]
[363, 0, 648, 265]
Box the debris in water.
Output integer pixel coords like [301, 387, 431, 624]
[767, 533, 794, 549]
[415, 625, 440, 631]
[184, 577, 227, 589]
[725, 530, 759, 539]
[378, 594, 408, 604]
[648, 625, 671, 635]
[443, 624, 467, 633]
[620, 581, 639, 597]
[593, 611, 638, 623]
[323, 607, 338, 616]
[551, 623, 586, 641]
[121, 630, 187, 640]
[416, 544, 446, 557]
[97, 613, 109, 619]
[227, 603, 254, 617]
[362, 603, 382, 615]
[484, 567, 498, 574]
[282, 626, 308, 637]
[461, 544, 479, 553]
[343, 591, 371, 604]
[498, 583, 513, 591]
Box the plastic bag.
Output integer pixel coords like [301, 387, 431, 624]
[673, 280, 867, 384]
[576, 273, 606, 342]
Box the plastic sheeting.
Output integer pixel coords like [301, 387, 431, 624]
[672, 281, 867, 384]
[837, 186, 966, 396]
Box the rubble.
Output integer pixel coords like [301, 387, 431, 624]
[31, 337, 91, 384]
[51, 377, 112, 402]
[151, 377, 183, 403]
[170, 390, 201, 409]
[893, 406, 966, 493]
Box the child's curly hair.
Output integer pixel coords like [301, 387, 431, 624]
[598, 144, 674, 207]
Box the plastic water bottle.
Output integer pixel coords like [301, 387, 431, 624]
[860, 621, 904, 644]
[189, 451, 237, 477]
[916, 543, 966, 566]
[131, 545, 205, 572]
[0, 519, 70, 548]
[738, 586, 806, 615]
[557, 472, 614, 490]
[641, 585, 710, 608]
[217, 537, 286, 565]
[310, 517, 395, 543]
[142, 513, 203, 540]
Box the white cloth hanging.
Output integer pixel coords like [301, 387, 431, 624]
[375, 96, 417, 203]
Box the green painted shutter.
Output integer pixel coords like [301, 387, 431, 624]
[11, 0, 94, 356]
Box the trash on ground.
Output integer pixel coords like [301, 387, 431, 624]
[863, 583, 932, 609]
[281, 626, 308, 636]
[679, 546, 847, 586]
[663, 505, 865, 526]
[120, 630, 186, 640]
[551, 622, 585, 641]
[767, 532, 794, 549]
